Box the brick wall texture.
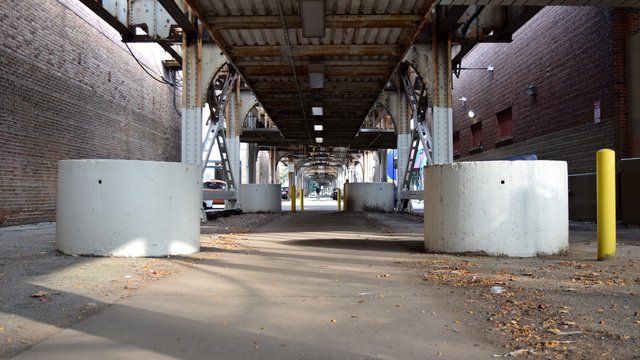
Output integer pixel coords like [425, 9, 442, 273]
[0, 0, 182, 226]
[452, 6, 640, 174]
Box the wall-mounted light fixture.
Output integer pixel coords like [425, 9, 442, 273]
[459, 97, 467, 106]
[468, 110, 476, 119]
[460, 65, 494, 72]
[300, 0, 325, 38]
[527, 85, 537, 97]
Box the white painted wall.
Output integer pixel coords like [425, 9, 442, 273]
[424, 161, 568, 257]
[56, 160, 200, 257]
[238, 184, 282, 213]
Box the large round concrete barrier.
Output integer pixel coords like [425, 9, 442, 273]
[345, 182, 394, 212]
[56, 160, 200, 257]
[424, 161, 568, 257]
[238, 184, 282, 212]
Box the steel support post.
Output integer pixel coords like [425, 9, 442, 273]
[225, 94, 242, 209]
[403, 41, 454, 165]
[269, 147, 278, 184]
[248, 143, 257, 184]
[388, 89, 412, 203]
[181, 39, 202, 165]
[432, 41, 454, 164]
[378, 150, 387, 182]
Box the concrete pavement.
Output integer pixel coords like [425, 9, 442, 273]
[14, 211, 496, 359]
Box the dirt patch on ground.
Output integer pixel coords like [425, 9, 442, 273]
[407, 255, 640, 358]
[0, 213, 277, 359]
[372, 213, 640, 359]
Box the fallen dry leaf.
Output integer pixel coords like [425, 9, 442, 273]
[31, 291, 48, 298]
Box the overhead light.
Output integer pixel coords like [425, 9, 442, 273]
[468, 110, 476, 118]
[300, 0, 325, 38]
[315, 137, 323, 143]
[314, 124, 323, 131]
[308, 63, 325, 89]
[312, 106, 323, 116]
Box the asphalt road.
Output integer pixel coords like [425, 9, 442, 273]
[13, 211, 496, 359]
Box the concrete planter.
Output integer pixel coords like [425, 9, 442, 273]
[424, 161, 568, 257]
[56, 160, 200, 257]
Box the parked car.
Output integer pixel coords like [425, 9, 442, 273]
[203, 179, 226, 208]
[281, 186, 289, 199]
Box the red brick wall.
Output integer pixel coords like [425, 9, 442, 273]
[613, 8, 640, 159]
[452, 7, 616, 174]
[0, 0, 182, 226]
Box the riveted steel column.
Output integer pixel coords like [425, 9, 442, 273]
[404, 41, 454, 165]
[181, 35, 202, 165]
[432, 40, 453, 164]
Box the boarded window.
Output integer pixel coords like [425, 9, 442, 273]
[453, 131, 460, 154]
[471, 122, 482, 148]
[497, 107, 513, 139]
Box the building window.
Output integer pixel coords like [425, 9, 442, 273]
[496, 107, 513, 142]
[453, 131, 460, 155]
[470, 122, 482, 153]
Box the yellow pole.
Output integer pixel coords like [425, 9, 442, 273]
[597, 149, 616, 260]
[300, 188, 304, 212]
[291, 184, 296, 213]
[337, 189, 342, 211]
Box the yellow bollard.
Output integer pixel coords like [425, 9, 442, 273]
[597, 149, 616, 260]
[291, 184, 296, 213]
[300, 188, 304, 212]
[337, 189, 342, 211]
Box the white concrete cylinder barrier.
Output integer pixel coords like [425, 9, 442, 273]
[344, 182, 394, 212]
[56, 160, 201, 257]
[238, 184, 282, 213]
[424, 161, 568, 257]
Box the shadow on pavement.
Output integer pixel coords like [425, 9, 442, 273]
[285, 238, 424, 253]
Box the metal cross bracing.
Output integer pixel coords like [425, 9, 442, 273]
[201, 71, 237, 179]
[215, 126, 236, 194]
[399, 71, 434, 165]
[397, 70, 433, 212]
[201, 70, 239, 210]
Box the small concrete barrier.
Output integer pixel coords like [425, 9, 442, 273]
[344, 182, 394, 212]
[424, 161, 568, 257]
[238, 184, 282, 213]
[56, 160, 200, 257]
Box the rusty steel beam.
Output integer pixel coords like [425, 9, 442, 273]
[251, 81, 384, 93]
[229, 44, 400, 58]
[157, 0, 196, 41]
[77, 0, 133, 38]
[239, 65, 392, 78]
[159, 42, 183, 65]
[233, 59, 396, 67]
[206, 14, 424, 30]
